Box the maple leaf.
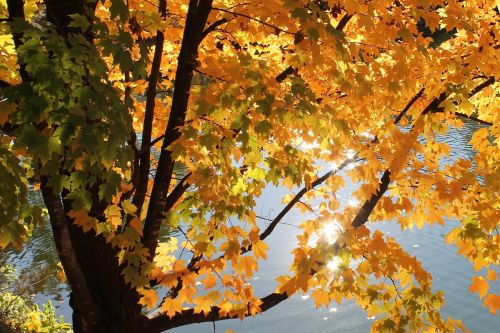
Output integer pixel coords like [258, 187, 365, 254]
[138, 288, 158, 310]
[194, 291, 219, 316]
[161, 298, 183, 319]
[483, 294, 500, 314]
[201, 275, 218, 290]
[252, 240, 269, 260]
[233, 256, 257, 278]
[67, 210, 98, 233]
[311, 289, 330, 308]
[469, 276, 489, 299]
[2, 0, 499, 330]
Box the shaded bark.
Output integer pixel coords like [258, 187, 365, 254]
[40, 180, 101, 332]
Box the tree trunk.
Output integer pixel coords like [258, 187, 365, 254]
[67, 225, 149, 333]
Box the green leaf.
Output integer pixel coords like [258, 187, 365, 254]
[291, 8, 308, 20]
[109, 0, 129, 22]
[307, 27, 320, 41]
[254, 120, 272, 134]
[68, 14, 90, 31]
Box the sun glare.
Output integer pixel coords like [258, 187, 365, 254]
[344, 149, 356, 159]
[320, 220, 343, 244]
[347, 198, 360, 207]
[327, 257, 342, 271]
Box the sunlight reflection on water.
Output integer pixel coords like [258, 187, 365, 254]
[2, 121, 499, 332]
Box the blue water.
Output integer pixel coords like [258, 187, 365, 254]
[1, 121, 499, 332]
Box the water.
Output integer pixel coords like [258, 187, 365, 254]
[1, 120, 499, 332]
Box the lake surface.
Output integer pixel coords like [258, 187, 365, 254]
[1, 120, 499, 332]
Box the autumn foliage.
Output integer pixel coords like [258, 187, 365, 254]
[0, 0, 499, 332]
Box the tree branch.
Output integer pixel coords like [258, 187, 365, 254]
[40, 179, 101, 331]
[6, 0, 28, 81]
[453, 112, 492, 126]
[335, 13, 353, 32]
[257, 164, 346, 241]
[274, 12, 351, 84]
[352, 77, 495, 227]
[143, 0, 214, 258]
[429, 77, 496, 126]
[164, 173, 191, 212]
[275, 65, 297, 83]
[393, 88, 425, 124]
[469, 76, 495, 97]
[0, 79, 14, 89]
[200, 18, 229, 41]
[211, 6, 297, 35]
[147, 292, 288, 332]
[147, 77, 497, 331]
[133, 0, 167, 216]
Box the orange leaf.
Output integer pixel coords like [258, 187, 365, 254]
[161, 298, 183, 318]
[483, 294, 500, 314]
[139, 289, 158, 310]
[469, 276, 489, 299]
[201, 275, 217, 290]
[311, 289, 330, 308]
[67, 210, 98, 233]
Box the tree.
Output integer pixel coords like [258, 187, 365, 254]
[0, 0, 498, 332]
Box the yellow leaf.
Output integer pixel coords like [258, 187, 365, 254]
[252, 240, 269, 260]
[233, 256, 257, 278]
[161, 298, 183, 318]
[122, 200, 138, 215]
[219, 301, 233, 317]
[311, 289, 330, 308]
[194, 291, 219, 316]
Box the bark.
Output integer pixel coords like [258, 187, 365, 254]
[40, 181, 101, 332]
[39, 1, 149, 332]
[65, 221, 148, 333]
[133, 0, 167, 214]
[142, 0, 214, 257]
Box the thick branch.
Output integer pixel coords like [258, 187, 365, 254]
[351, 78, 495, 227]
[351, 170, 391, 228]
[453, 112, 492, 126]
[147, 292, 288, 332]
[164, 173, 191, 212]
[200, 17, 229, 41]
[133, 0, 167, 215]
[469, 76, 495, 97]
[429, 77, 496, 125]
[275, 65, 296, 83]
[143, 0, 214, 258]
